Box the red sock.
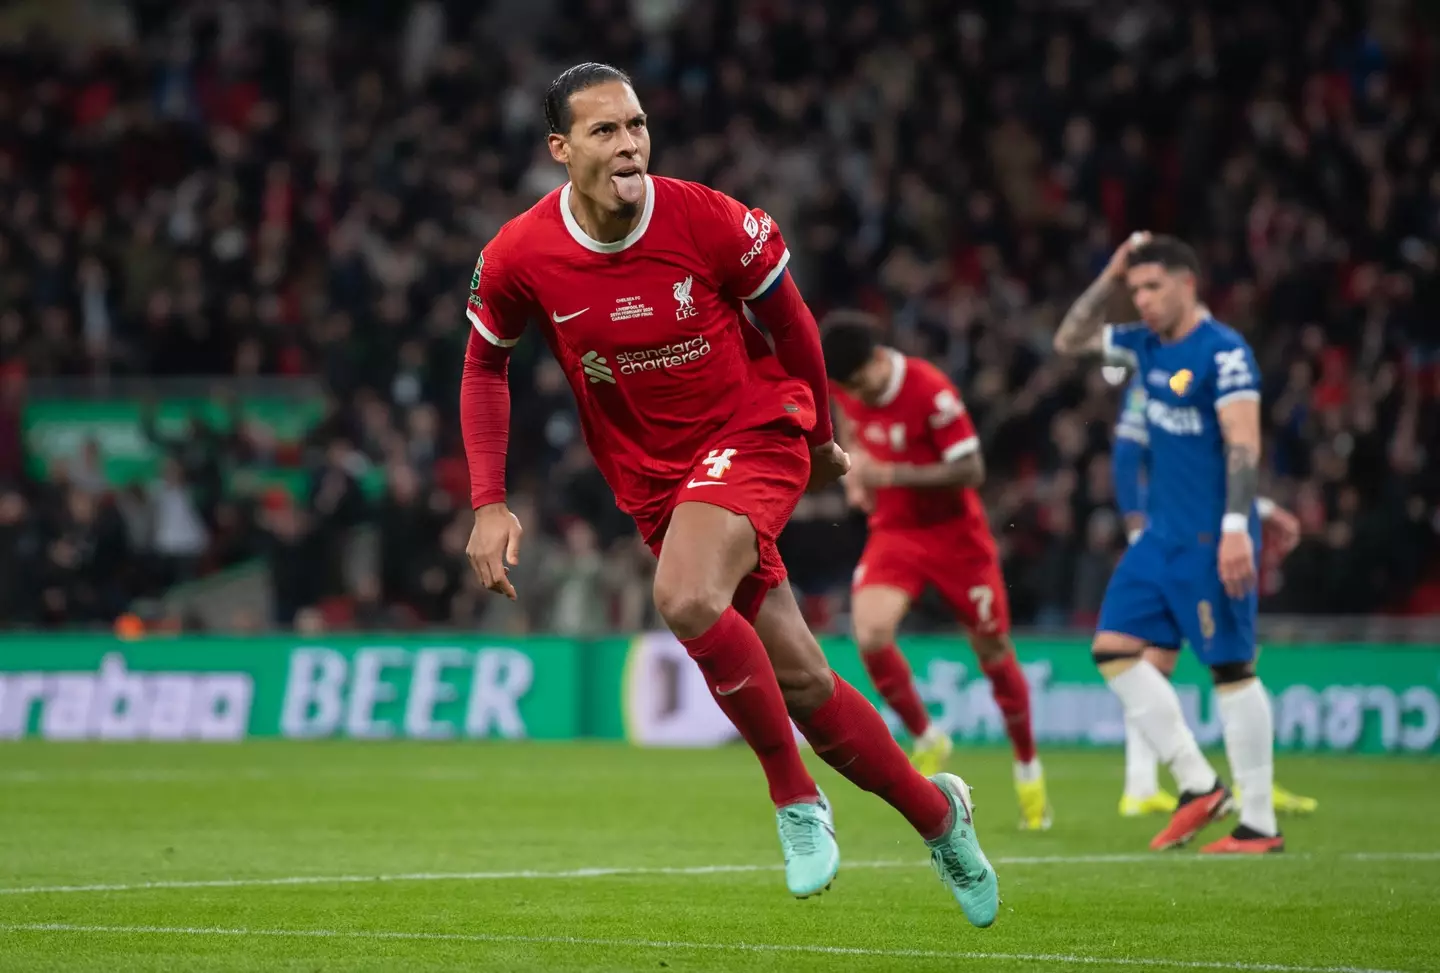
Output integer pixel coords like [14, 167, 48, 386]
[796, 673, 950, 839]
[861, 645, 930, 737]
[681, 607, 818, 808]
[981, 653, 1037, 764]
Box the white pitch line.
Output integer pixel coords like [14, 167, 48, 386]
[0, 852, 1433, 898]
[0, 861, 901, 897]
[0, 922, 1411, 973]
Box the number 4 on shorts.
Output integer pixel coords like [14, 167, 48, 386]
[702, 448, 737, 480]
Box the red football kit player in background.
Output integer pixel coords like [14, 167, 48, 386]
[457, 63, 999, 923]
[822, 313, 1051, 831]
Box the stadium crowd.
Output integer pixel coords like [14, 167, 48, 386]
[0, 0, 1436, 631]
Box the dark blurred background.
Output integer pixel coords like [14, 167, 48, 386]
[0, 0, 1435, 637]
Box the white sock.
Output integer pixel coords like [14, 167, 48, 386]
[1107, 661, 1218, 795]
[1218, 679, 1278, 836]
[1123, 712, 1160, 797]
[1014, 757, 1043, 783]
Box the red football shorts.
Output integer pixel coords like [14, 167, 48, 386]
[852, 522, 1011, 635]
[642, 422, 810, 623]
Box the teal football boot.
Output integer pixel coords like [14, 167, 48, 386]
[776, 789, 839, 898]
[926, 773, 1000, 927]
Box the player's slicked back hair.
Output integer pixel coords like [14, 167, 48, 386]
[544, 62, 634, 135]
[1127, 235, 1201, 276]
[820, 311, 882, 382]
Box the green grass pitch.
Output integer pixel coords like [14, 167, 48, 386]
[0, 741, 1436, 972]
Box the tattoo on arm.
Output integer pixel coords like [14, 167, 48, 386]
[1219, 399, 1261, 517]
[1054, 276, 1117, 355]
[1225, 442, 1259, 516]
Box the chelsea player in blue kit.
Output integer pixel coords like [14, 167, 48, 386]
[1110, 371, 1317, 821]
[1055, 233, 1283, 854]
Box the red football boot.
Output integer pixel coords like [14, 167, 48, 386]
[1149, 781, 1233, 850]
[1201, 825, 1285, 854]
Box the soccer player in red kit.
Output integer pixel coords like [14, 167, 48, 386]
[459, 63, 998, 925]
[822, 313, 1052, 831]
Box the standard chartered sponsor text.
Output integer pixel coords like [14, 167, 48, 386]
[613, 336, 711, 374]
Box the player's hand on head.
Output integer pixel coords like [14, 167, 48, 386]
[1106, 231, 1152, 281]
[1124, 513, 1147, 545]
[468, 503, 524, 600]
[807, 440, 851, 493]
[1218, 530, 1256, 599]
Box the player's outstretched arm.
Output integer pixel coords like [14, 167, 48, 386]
[1113, 434, 1148, 543]
[460, 244, 530, 600]
[1217, 395, 1262, 597]
[1113, 381, 1150, 542]
[857, 450, 985, 490]
[747, 272, 850, 489]
[1054, 231, 1151, 357]
[460, 329, 525, 599]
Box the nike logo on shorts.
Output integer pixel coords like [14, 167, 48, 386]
[687, 479, 726, 488]
[551, 308, 589, 323]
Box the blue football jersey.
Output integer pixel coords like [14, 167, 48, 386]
[1103, 318, 1261, 547]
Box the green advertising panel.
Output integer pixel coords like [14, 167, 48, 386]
[23, 398, 324, 485]
[822, 638, 1440, 755]
[0, 635, 1436, 753]
[0, 637, 591, 742]
[615, 635, 1440, 755]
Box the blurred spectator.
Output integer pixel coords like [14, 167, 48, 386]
[148, 457, 209, 586]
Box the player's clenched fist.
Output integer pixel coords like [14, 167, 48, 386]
[468, 503, 524, 600]
[807, 440, 851, 492]
[1218, 530, 1256, 599]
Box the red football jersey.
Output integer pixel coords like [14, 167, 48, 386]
[835, 351, 994, 541]
[467, 175, 815, 526]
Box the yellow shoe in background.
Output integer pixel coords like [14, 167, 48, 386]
[1234, 782, 1317, 815]
[1015, 760, 1052, 831]
[1272, 783, 1317, 815]
[909, 725, 953, 778]
[1119, 791, 1179, 818]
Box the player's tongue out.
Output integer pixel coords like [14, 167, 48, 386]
[611, 168, 644, 203]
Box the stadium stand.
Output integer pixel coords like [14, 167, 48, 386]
[0, 0, 1435, 632]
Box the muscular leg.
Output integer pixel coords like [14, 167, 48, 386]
[969, 632, 1037, 767]
[851, 586, 931, 737]
[752, 582, 951, 839]
[652, 501, 816, 808]
[1095, 632, 1217, 796]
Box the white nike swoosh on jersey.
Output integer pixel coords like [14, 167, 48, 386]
[686, 479, 726, 488]
[551, 308, 590, 323]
